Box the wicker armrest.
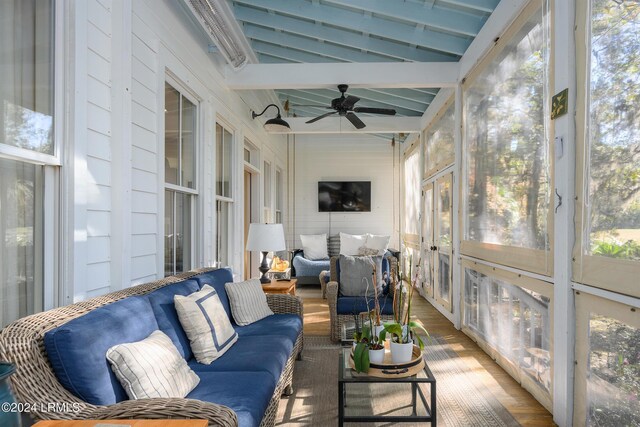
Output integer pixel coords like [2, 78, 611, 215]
[326, 281, 338, 301]
[86, 398, 237, 426]
[266, 294, 303, 317]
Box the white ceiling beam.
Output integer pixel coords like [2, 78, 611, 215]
[226, 62, 459, 89]
[263, 116, 421, 134]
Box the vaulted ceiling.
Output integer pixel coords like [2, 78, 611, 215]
[227, 0, 499, 121]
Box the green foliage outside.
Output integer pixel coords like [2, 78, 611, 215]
[588, 0, 640, 262]
[588, 315, 640, 426]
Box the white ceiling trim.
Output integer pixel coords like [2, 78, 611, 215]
[225, 62, 459, 89]
[262, 116, 421, 134]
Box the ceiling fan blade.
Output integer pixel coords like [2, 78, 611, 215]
[341, 95, 360, 110]
[345, 112, 366, 129]
[305, 111, 337, 124]
[353, 107, 397, 115]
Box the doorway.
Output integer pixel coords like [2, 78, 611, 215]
[422, 171, 453, 312]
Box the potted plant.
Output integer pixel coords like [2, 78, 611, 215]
[385, 253, 431, 363]
[353, 265, 387, 372]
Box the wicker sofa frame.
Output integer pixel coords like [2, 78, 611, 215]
[326, 256, 401, 342]
[0, 268, 303, 427]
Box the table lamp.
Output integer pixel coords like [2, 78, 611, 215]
[246, 223, 286, 283]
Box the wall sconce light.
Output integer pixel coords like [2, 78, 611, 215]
[251, 104, 291, 132]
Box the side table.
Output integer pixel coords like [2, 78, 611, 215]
[261, 278, 297, 296]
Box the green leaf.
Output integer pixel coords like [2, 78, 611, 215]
[353, 342, 370, 373]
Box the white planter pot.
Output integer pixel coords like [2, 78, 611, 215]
[369, 347, 385, 364]
[390, 340, 414, 364]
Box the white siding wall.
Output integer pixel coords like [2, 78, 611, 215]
[291, 134, 400, 250]
[85, 0, 113, 298]
[69, 0, 285, 301]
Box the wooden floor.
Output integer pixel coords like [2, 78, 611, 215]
[297, 284, 556, 427]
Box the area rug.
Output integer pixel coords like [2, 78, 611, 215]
[276, 335, 520, 426]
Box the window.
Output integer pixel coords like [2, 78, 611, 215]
[263, 160, 272, 222]
[462, 2, 551, 275]
[1, 0, 56, 327]
[275, 168, 283, 224]
[403, 147, 420, 245]
[0, 0, 55, 157]
[463, 261, 552, 409]
[164, 82, 197, 276]
[216, 123, 233, 267]
[425, 99, 455, 177]
[574, 293, 640, 426]
[574, 0, 640, 296]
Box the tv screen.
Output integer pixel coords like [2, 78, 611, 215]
[318, 181, 371, 212]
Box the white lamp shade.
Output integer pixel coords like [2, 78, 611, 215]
[246, 223, 286, 252]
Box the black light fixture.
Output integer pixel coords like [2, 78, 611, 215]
[251, 104, 291, 132]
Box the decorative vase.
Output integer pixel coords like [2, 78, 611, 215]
[369, 347, 385, 364]
[390, 340, 414, 364]
[0, 363, 22, 427]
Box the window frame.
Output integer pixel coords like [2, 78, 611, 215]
[0, 0, 61, 323]
[402, 142, 421, 248]
[163, 77, 200, 276]
[573, 0, 640, 298]
[573, 292, 640, 425]
[214, 119, 235, 267]
[460, 0, 554, 277]
[423, 96, 455, 178]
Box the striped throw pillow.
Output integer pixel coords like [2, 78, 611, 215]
[174, 285, 238, 364]
[225, 279, 274, 326]
[106, 330, 200, 400]
[328, 234, 341, 257]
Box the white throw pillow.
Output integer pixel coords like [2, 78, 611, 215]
[106, 330, 200, 400]
[300, 234, 329, 260]
[365, 234, 391, 256]
[174, 285, 238, 364]
[340, 232, 366, 256]
[225, 279, 274, 326]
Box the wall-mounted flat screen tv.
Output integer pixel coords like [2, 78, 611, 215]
[318, 181, 371, 212]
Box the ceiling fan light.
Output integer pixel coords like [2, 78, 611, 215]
[263, 115, 291, 132]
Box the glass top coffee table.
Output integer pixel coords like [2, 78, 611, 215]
[338, 347, 437, 426]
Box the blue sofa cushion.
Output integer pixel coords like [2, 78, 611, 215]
[336, 295, 395, 316]
[234, 314, 302, 345]
[189, 268, 234, 319]
[187, 371, 276, 427]
[188, 335, 292, 384]
[146, 279, 200, 359]
[292, 254, 329, 278]
[44, 296, 159, 405]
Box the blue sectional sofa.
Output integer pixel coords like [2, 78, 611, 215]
[0, 268, 303, 427]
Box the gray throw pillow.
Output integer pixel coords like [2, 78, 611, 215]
[339, 254, 384, 297]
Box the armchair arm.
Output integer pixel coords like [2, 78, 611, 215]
[86, 398, 237, 427]
[290, 249, 304, 276]
[326, 281, 339, 318]
[266, 294, 303, 317]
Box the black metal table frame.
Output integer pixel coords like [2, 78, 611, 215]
[338, 349, 437, 426]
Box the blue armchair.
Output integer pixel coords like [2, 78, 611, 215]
[291, 249, 330, 286]
[326, 255, 401, 342]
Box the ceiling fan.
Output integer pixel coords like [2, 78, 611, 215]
[292, 84, 396, 129]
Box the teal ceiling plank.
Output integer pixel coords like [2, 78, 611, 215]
[436, 0, 499, 14]
[252, 40, 344, 63]
[256, 53, 297, 63]
[243, 18, 450, 62]
[279, 89, 422, 116]
[320, 0, 484, 37]
[233, 4, 466, 57]
[243, 25, 398, 62]
[364, 88, 434, 107]
[335, 88, 427, 113]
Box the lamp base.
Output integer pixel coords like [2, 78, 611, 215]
[259, 251, 271, 284]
